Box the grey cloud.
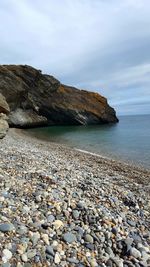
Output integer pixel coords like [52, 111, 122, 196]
[0, 0, 150, 115]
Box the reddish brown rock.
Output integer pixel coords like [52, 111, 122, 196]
[0, 65, 118, 127]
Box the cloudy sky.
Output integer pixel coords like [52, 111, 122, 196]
[0, 0, 150, 115]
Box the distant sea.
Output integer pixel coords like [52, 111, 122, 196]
[27, 115, 150, 169]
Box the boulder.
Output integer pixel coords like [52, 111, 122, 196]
[0, 93, 10, 114]
[0, 114, 9, 139]
[0, 65, 118, 127]
[0, 93, 10, 138]
[8, 108, 47, 127]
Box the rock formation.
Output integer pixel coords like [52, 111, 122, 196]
[0, 65, 118, 128]
[0, 93, 9, 138]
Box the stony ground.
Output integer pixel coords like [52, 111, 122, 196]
[0, 129, 150, 267]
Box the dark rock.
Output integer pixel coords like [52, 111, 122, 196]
[0, 65, 118, 128]
[85, 243, 95, 250]
[45, 246, 55, 257]
[106, 259, 113, 267]
[112, 227, 118, 235]
[67, 258, 79, 264]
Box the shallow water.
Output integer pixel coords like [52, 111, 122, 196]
[27, 114, 150, 169]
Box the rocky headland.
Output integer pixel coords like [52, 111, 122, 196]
[0, 64, 118, 133]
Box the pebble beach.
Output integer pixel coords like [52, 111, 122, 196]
[0, 129, 150, 267]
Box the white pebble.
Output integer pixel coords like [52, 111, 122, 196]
[54, 252, 61, 264]
[21, 253, 28, 262]
[2, 249, 12, 262]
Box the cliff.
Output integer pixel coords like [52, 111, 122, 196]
[0, 65, 118, 128]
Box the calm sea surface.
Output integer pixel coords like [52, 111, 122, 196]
[27, 115, 150, 169]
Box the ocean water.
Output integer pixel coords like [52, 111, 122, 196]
[27, 115, 150, 169]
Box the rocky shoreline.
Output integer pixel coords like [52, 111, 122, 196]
[0, 129, 150, 267]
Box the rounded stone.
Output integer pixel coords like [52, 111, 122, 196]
[47, 214, 55, 223]
[63, 232, 77, 243]
[2, 249, 12, 262]
[130, 247, 141, 259]
[0, 223, 15, 233]
[46, 246, 55, 256]
[72, 210, 80, 219]
[21, 253, 28, 262]
[54, 252, 61, 264]
[84, 234, 94, 244]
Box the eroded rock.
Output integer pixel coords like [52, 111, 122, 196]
[0, 65, 118, 127]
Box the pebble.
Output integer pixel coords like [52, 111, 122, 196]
[63, 232, 77, 243]
[130, 247, 141, 259]
[41, 233, 49, 245]
[72, 209, 80, 219]
[21, 254, 28, 262]
[84, 234, 94, 243]
[2, 249, 12, 263]
[46, 246, 55, 256]
[2, 263, 11, 267]
[0, 196, 5, 202]
[54, 252, 61, 264]
[111, 257, 124, 267]
[0, 223, 15, 232]
[67, 257, 79, 264]
[53, 219, 64, 229]
[0, 129, 149, 267]
[47, 214, 55, 223]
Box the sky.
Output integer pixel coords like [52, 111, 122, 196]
[0, 0, 150, 115]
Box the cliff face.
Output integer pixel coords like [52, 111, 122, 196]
[0, 65, 118, 127]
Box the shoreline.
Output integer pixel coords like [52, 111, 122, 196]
[22, 128, 150, 180]
[24, 126, 150, 172]
[0, 128, 150, 266]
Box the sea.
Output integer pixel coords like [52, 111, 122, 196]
[27, 114, 150, 169]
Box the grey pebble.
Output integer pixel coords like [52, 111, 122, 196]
[1, 263, 11, 267]
[124, 237, 133, 246]
[46, 246, 55, 256]
[0, 223, 15, 232]
[72, 210, 80, 219]
[106, 259, 113, 267]
[77, 201, 85, 209]
[85, 243, 95, 250]
[67, 258, 79, 264]
[47, 214, 55, 223]
[84, 234, 94, 243]
[63, 232, 77, 243]
[129, 247, 141, 259]
[127, 219, 136, 227]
